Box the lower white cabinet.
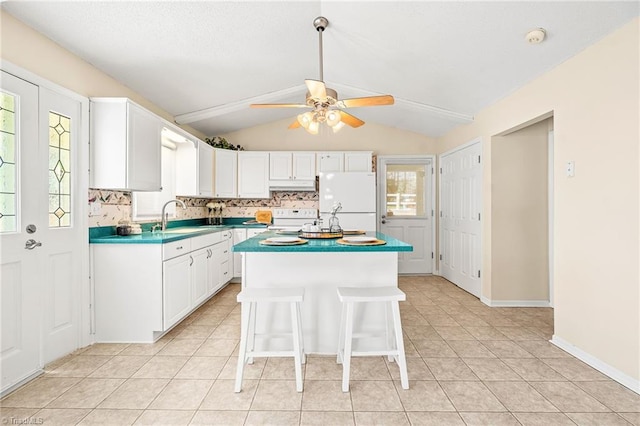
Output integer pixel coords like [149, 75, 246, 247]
[92, 230, 231, 343]
[232, 228, 266, 278]
[163, 253, 193, 330]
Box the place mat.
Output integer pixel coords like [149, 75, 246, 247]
[342, 230, 367, 235]
[336, 238, 387, 246]
[259, 238, 308, 246]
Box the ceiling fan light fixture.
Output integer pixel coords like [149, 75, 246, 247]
[297, 111, 313, 129]
[307, 120, 319, 135]
[326, 109, 341, 127]
[331, 121, 345, 133]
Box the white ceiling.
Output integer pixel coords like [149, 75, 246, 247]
[3, 1, 638, 138]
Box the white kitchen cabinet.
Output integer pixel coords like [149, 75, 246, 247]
[232, 229, 247, 278]
[90, 98, 162, 191]
[317, 152, 344, 173]
[269, 152, 316, 180]
[238, 151, 270, 198]
[162, 253, 192, 330]
[232, 228, 266, 279]
[344, 151, 373, 172]
[214, 148, 238, 198]
[219, 230, 233, 284]
[176, 139, 214, 197]
[92, 230, 230, 343]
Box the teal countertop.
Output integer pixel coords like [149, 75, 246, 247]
[233, 231, 413, 253]
[89, 218, 268, 244]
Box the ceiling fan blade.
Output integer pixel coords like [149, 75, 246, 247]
[288, 119, 301, 129]
[250, 103, 309, 108]
[337, 95, 395, 108]
[305, 79, 327, 99]
[339, 110, 365, 128]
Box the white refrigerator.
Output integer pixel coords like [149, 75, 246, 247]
[319, 172, 377, 231]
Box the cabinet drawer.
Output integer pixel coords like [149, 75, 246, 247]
[191, 232, 222, 251]
[163, 239, 192, 260]
[220, 230, 232, 240]
[220, 260, 230, 283]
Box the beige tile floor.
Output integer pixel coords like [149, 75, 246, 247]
[2, 275, 639, 425]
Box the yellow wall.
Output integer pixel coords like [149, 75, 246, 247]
[222, 116, 436, 155]
[491, 119, 550, 302]
[438, 18, 639, 384]
[0, 10, 205, 139]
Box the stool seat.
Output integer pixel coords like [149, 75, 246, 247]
[336, 286, 409, 392]
[337, 286, 406, 302]
[235, 287, 305, 393]
[238, 287, 305, 303]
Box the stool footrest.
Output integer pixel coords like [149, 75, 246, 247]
[245, 350, 297, 358]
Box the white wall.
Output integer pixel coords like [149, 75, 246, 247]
[437, 18, 639, 387]
[222, 116, 437, 155]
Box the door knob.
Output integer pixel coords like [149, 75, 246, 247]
[381, 220, 386, 224]
[25, 239, 42, 250]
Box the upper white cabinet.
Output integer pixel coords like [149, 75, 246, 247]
[270, 152, 315, 180]
[317, 152, 344, 173]
[214, 148, 237, 198]
[344, 151, 373, 172]
[317, 151, 372, 173]
[238, 151, 270, 198]
[176, 138, 214, 198]
[90, 98, 162, 191]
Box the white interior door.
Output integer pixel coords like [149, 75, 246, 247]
[39, 87, 85, 363]
[1, 71, 87, 394]
[0, 71, 42, 393]
[378, 156, 434, 274]
[439, 141, 482, 297]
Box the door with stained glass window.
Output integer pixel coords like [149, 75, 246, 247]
[0, 71, 41, 393]
[0, 72, 85, 394]
[377, 156, 434, 274]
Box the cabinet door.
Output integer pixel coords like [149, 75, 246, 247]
[214, 149, 237, 198]
[317, 152, 344, 173]
[292, 152, 316, 179]
[191, 247, 209, 307]
[238, 152, 270, 198]
[198, 141, 214, 197]
[269, 152, 292, 180]
[221, 234, 233, 284]
[344, 152, 373, 172]
[232, 229, 247, 278]
[162, 254, 192, 330]
[209, 245, 222, 295]
[127, 102, 162, 190]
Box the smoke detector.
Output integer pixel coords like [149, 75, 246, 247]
[526, 28, 546, 44]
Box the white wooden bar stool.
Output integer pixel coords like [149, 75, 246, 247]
[336, 286, 409, 392]
[235, 287, 305, 393]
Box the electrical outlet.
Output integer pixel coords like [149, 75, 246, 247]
[566, 161, 575, 177]
[89, 201, 102, 216]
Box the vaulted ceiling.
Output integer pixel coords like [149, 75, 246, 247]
[3, 1, 638, 137]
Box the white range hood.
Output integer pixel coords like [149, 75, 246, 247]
[268, 180, 316, 191]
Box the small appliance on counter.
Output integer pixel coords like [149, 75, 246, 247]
[116, 219, 132, 236]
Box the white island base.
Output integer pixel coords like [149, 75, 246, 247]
[241, 251, 399, 354]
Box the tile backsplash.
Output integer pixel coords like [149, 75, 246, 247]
[88, 189, 319, 227]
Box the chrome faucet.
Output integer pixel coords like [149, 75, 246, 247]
[161, 199, 186, 231]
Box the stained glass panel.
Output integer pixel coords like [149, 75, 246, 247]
[48, 111, 71, 228]
[0, 91, 17, 233]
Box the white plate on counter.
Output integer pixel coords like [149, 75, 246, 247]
[342, 236, 377, 243]
[265, 236, 301, 243]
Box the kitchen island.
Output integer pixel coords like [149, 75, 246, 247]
[233, 232, 413, 354]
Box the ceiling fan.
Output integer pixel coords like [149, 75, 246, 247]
[250, 16, 394, 134]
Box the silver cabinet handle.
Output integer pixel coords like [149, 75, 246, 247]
[25, 239, 42, 250]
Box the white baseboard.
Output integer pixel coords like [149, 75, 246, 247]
[551, 335, 640, 395]
[480, 296, 550, 307]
